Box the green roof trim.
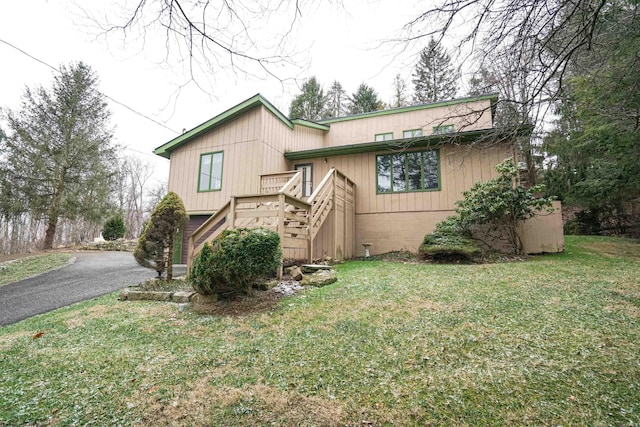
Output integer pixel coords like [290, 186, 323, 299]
[317, 93, 499, 124]
[291, 119, 330, 131]
[283, 126, 530, 161]
[153, 94, 292, 159]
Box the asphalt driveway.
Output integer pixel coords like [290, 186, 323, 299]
[0, 251, 186, 327]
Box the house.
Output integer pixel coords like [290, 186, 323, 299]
[153, 93, 563, 268]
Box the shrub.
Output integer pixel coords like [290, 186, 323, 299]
[134, 192, 187, 279]
[189, 227, 281, 297]
[102, 214, 126, 241]
[419, 217, 482, 262]
[453, 158, 552, 254]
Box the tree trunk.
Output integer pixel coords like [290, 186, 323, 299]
[43, 215, 58, 249]
[166, 235, 174, 281]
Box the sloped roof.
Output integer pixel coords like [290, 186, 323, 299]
[153, 94, 289, 159]
[153, 92, 499, 159]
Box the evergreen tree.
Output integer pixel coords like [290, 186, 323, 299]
[134, 192, 187, 280]
[348, 83, 382, 115]
[289, 77, 326, 121]
[390, 74, 409, 108]
[102, 214, 126, 241]
[412, 38, 458, 103]
[467, 67, 500, 96]
[324, 80, 348, 118]
[2, 62, 116, 249]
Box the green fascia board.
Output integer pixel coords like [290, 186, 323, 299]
[317, 93, 499, 125]
[291, 119, 330, 131]
[153, 94, 292, 159]
[283, 126, 530, 161]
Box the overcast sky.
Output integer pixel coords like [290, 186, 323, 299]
[0, 0, 443, 184]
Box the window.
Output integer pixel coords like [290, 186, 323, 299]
[433, 124, 455, 134]
[403, 128, 423, 138]
[198, 151, 223, 192]
[375, 132, 393, 142]
[377, 149, 439, 193]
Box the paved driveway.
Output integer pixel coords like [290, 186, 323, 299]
[0, 251, 186, 327]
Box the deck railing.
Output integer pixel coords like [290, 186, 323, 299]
[187, 167, 354, 272]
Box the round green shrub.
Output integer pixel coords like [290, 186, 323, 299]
[102, 214, 126, 241]
[189, 227, 281, 297]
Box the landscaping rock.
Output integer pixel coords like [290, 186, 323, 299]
[300, 269, 337, 287]
[191, 293, 219, 305]
[172, 291, 195, 303]
[272, 280, 303, 296]
[126, 290, 172, 301]
[286, 265, 304, 280]
[301, 264, 333, 274]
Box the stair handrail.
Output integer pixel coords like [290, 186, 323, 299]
[307, 168, 335, 204]
[187, 200, 231, 270]
[278, 170, 303, 198]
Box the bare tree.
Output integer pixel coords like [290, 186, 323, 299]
[80, 0, 325, 88]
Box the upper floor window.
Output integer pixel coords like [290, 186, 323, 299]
[375, 132, 393, 142]
[403, 128, 423, 138]
[198, 151, 223, 192]
[433, 124, 455, 134]
[376, 149, 440, 193]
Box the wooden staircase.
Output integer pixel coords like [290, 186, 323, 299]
[187, 168, 355, 275]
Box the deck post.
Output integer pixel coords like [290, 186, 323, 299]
[229, 196, 236, 230]
[277, 193, 285, 279]
[333, 171, 338, 260]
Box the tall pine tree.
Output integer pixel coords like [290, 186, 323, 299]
[3, 62, 116, 249]
[412, 38, 458, 103]
[324, 80, 348, 118]
[348, 83, 382, 114]
[289, 77, 326, 121]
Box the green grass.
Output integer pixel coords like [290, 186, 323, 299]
[1, 236, 639, 426]
[0, 253, 73, 287]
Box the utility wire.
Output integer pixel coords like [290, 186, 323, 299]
[0, 38, 181, 136]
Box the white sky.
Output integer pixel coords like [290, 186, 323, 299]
[0, 0, 442, 185]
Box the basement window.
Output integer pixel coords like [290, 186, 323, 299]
[376, 149, 440, 193]
[198, 151, 224, 192]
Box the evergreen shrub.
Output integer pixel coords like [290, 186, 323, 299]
[189, 228, 281, 297]
[102, 214, 126, 241]
[418, 217, 482, 262]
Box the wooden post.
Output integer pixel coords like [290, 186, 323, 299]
[186, 235, 195, 272]
[277, 194, 285, 279]
[333, 171, 338, 260]
[343, 175, 348, 259]
[229, 197, 236, 230]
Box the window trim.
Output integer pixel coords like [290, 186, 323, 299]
[375, 148, 441, 194]
[433, 124, 455, 135]
[374, 132, 394, 142]
[197, 150, 224, 193]
[402, 128, 423, 138]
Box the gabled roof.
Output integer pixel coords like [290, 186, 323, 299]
[153, 94, 289, 159]
[153, 92, 499, 159]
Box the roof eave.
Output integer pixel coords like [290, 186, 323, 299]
[284, 126, 528, 161]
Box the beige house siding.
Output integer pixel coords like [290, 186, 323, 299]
[320, 99, 493, 148]
[519, 201, 565, 254]
[290, 142, 513, 215]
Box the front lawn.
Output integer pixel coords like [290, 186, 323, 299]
[0, 253, 73, 287]
[1, 236, 639, 425]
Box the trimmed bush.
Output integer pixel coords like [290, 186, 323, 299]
[418, 217, 482, 262]
[189, 227, 281, 297]
[102, 214, 125, 241]
[134, 192, 187, 279]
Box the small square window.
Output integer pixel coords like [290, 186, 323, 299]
[433, 124, 455, 135]
[375, 132, 393, 142]
[403, 129, 423, 138]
